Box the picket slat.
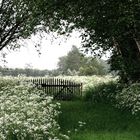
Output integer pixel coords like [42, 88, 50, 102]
[30, 78, 82, 100]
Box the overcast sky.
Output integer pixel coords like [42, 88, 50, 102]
[0, 31, 82, 70]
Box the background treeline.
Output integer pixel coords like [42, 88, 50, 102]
[0, 67, 50, 77]
[0, 46, 111, 77]
[57, 46, 110, 76]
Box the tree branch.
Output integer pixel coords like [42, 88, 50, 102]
[0, 0, 5, 11]
[134, 38, 140, 54]
[0, 14, 30, 51]
[0, 23, 19, 44]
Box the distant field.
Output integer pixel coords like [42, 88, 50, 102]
[55, 75, 116, 90]
[0, 75, 116, 91]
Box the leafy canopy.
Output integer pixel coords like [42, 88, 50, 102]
[2, 0, 140, 51]
[1, 0, 140, 82]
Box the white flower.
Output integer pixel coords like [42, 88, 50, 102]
[0, 78, 67, 140]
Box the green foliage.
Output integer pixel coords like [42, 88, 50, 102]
[57, 46, 109, 76]
[57, 46, 84, 75]
[0, 77, 68, 140]
[79, 58, 109, 76]
[83, 79, 140, 115]
[83, 81, 123, 103]
[1, 0, 39, 50]
[116, 83, 140, 115]
[109, 48, 140, 83]
[1, 0, 140, 82]
[0, 77, 18, 89]
[52, 0, 140, 82]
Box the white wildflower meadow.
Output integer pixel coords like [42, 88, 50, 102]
[0, 78, 68, 140]
[56, 75, 115, 91]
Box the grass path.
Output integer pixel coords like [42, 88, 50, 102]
[58, 101, 140, 140]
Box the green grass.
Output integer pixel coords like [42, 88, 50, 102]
[71, 132, 139, 140]
[58, 101, 140, 140]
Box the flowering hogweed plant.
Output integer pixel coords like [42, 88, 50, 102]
[0, 80, 68, 140]
[56, 75, 115, 91]
[116, 83, 140, 115]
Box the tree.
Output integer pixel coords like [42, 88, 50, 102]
[0, 66, 50, 77]
[79, 57, 109, 76]
[57, 46, 109, 75]
[49, 0, 140, 82]
[1, 0, 140, 82]
[57, 56, 68, 74]
[57, 45, 84, 74]
[0, 0, 57, 50]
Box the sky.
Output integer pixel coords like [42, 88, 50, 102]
[0, 31, 82, 70]
[0, 30, 110, 70]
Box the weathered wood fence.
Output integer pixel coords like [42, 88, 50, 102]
[29, 78, 82, 100]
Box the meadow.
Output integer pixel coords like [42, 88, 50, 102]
[0, 75, 140, 140]
[55, 75, 116, 91]
[59, 101, 140, 140]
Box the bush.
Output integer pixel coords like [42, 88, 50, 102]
[84, 81, 140, 115]
[0, 79, 68, 140]
[83, 81, 123, 104]
[116, 83, 140, 115]
[0, 77, 19, 89]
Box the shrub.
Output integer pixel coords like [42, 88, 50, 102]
[83, 81, 123, 104]
[0, 80, 68, 140]
[116, 83, 140, 115]
[0, 77, 19, 89]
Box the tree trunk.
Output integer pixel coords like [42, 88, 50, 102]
[117, 38, 140, 83]
[134, 38, 140, 54]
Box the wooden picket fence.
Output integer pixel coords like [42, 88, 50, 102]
[29, 78, 82, 100]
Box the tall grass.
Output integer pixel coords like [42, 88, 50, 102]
[71, 132, 139, 140]
[58, 101, 140, 140]
[83, 81, 123, 103]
